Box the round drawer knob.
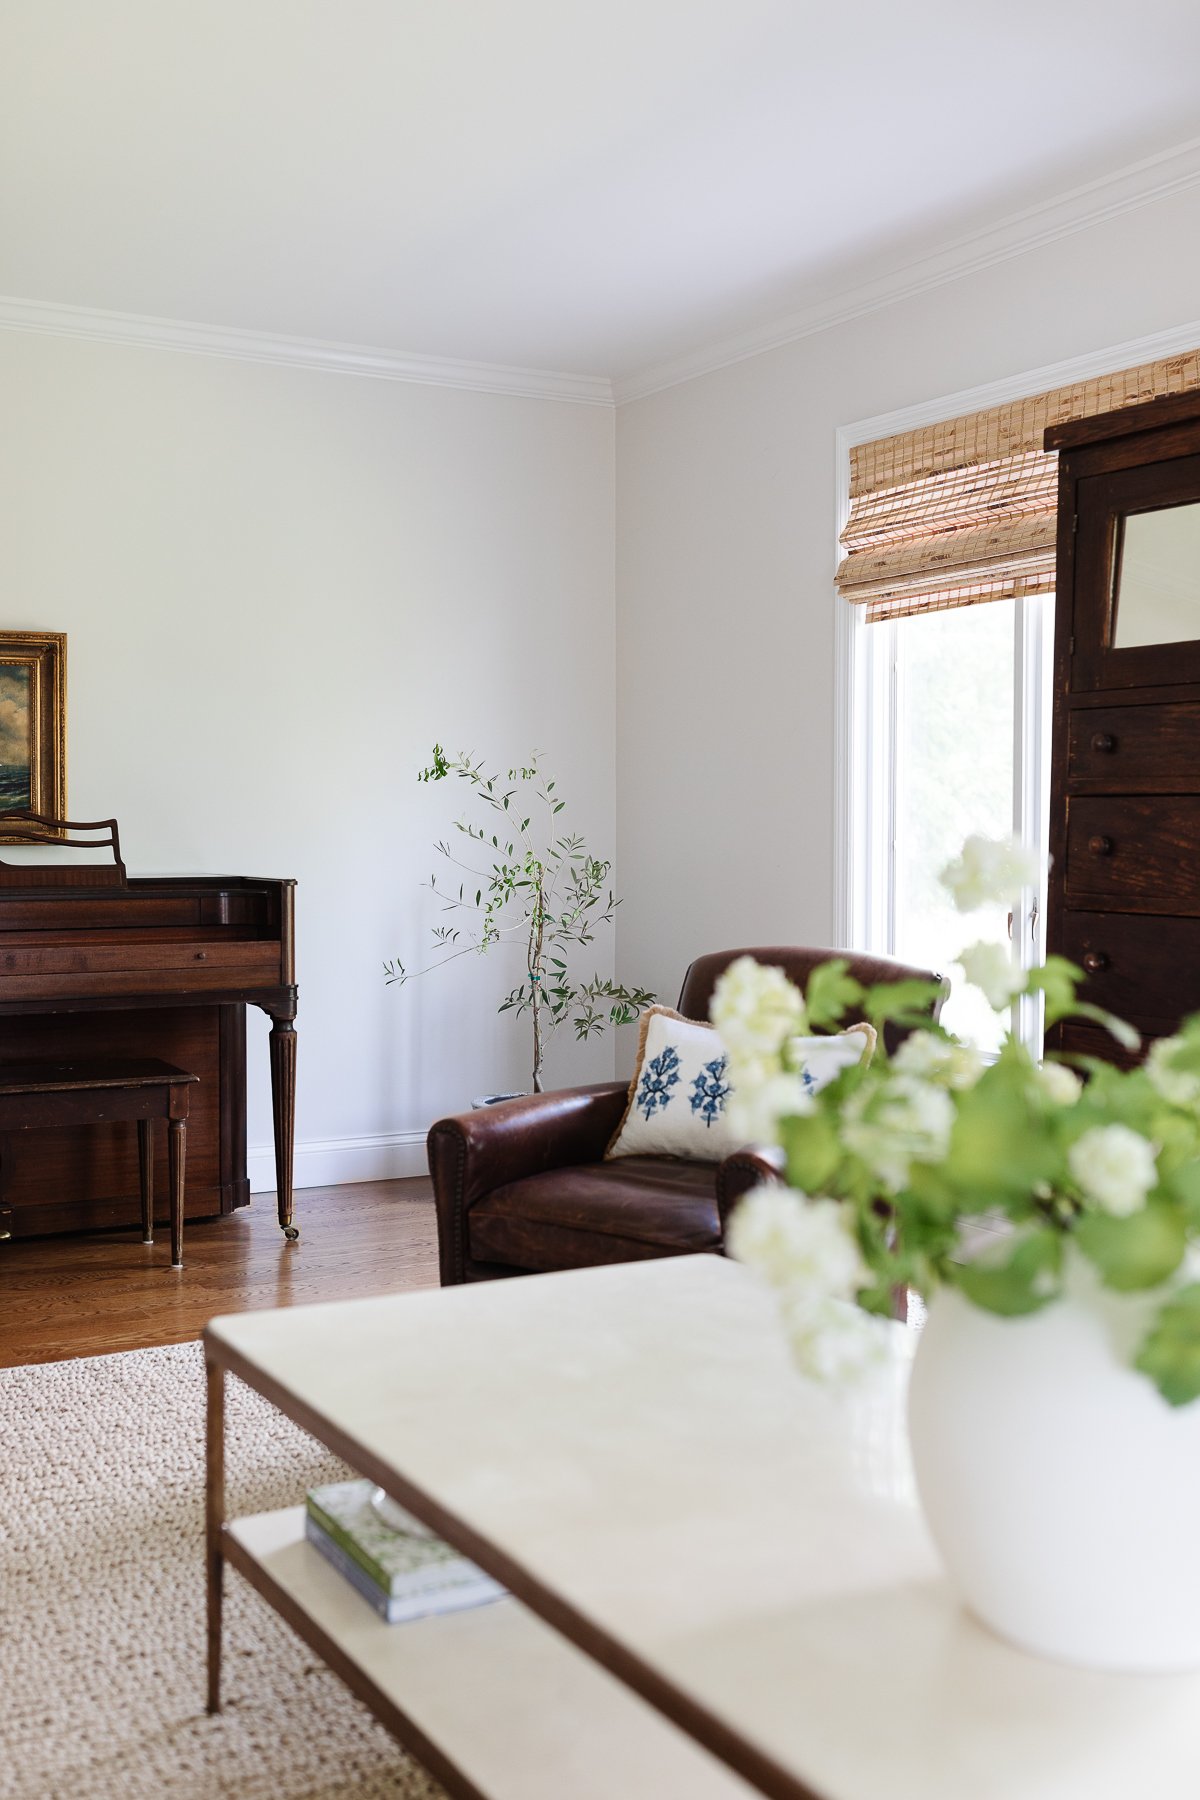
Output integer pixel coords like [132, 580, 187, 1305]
[1091, 732, 1116, 753]
[1088, 835, 1114, 856]
[1082, 951, 1109, 974]
[195, 951, 208, 961]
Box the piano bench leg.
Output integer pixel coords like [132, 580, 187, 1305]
[138, 1118, 154, 1244]
[168, 1116, 186, 1270]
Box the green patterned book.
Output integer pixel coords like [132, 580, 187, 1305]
[305, 1478, 504, 1612]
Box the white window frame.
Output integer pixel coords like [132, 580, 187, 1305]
[841, 596, 1051, 1044]
[833, 319, 1200, 1023]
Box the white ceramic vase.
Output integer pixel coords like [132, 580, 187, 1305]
[907, 1253, 1200, 1672]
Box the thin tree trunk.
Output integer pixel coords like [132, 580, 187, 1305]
[529, 866, 546, 1092]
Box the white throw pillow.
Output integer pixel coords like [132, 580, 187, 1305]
[606, 1006, 875, 1163]
[786, 1029, 877, 1099]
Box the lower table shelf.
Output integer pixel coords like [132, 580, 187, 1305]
[224, 1508, 755, 1800]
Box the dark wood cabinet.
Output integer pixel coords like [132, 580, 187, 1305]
[1047, 389, 1200, 1054]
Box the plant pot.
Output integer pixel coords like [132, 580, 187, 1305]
[907, 1252, 1200, 1672]
[470, 1092, 528, 1110]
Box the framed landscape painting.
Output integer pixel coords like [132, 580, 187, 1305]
[0, 631, 66, 839]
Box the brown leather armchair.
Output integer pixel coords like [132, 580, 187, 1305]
[427, 946, 947, 1286]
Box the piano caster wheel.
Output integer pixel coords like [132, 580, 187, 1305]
[283, 1224, 300, 1242]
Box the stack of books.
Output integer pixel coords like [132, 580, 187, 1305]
[305, 1478, 506, 1624]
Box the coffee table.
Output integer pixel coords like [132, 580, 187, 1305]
[204, 1255, 1200, 1800]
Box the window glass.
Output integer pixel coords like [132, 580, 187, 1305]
[892, 602, 1016, 1052]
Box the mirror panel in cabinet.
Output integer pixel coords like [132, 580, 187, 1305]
[1112, 501, 1200, 649]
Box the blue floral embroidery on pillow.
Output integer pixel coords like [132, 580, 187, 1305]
[637, 1045, 681, 1120]
[690, 1054, 731, 1127]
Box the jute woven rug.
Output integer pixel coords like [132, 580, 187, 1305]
[0, 1343, 450, 1800]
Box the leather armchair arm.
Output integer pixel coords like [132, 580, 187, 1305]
[715, 1143, 785, 1228]
[427, 1082, 629, 1286]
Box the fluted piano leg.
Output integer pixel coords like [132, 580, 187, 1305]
[268, 1017, 298, 1240]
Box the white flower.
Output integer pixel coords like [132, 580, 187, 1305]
[891, 1031, 984, 1090]
[728, 1071, 814, 1146]
[1068, 1124, 1158, 1218]
[957, 939, 1026, 1010]
[1146, 1036, 1200, 1109]
[778, 1292, 892, 1385]
[940, 834, 1042, 914]
[711, 957, 807, 1068]
[840, 1074, 955, 1192]
[727, 1188, 865, 1301]
[1035, 1060, 1083, 1106]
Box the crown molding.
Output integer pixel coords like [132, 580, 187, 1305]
[837, 314, 1200, 451]
[614, 134, 1200, 406]
[0, 295, 615, 407]
[8, 130, 1200, 411]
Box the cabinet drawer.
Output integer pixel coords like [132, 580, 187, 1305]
[1065, 797, 1200, 915]
[1054, 910, 1200, 1030]
[1067, 702, 1200, 793]
[1051, 1019, 1146, 1071]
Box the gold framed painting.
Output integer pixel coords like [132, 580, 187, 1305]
[0, 631, 66, 838]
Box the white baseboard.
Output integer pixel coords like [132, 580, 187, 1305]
[248, 1129, 429, 1194]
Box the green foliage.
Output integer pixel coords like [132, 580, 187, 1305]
[860, 977, 947, 1032]
[1073, 1200, 1187, 1293]
[1136, 1285, 1200, 1406]
[751, 960, 1200, 1406]
[950, 1227, 1063, 1317]
[780, 1109, 842, 1195]
[716, 834, 1200, 1407]
[938, 1058, 1060, 1211]
[1024, 954, 1082, 1027]
[804, 960, 865, 1032]
[388, 748, 654, 1091]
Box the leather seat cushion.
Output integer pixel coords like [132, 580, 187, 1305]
[467, 1156, 722, 1273]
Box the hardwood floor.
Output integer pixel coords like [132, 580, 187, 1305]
[0, 1179, 441, 1368]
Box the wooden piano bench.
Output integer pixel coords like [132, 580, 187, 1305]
[0, 1058, 199, 1268]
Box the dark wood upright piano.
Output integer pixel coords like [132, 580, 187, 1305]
[0, 815, 296, 1242]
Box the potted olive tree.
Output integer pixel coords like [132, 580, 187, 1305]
[386, 746, 654, 1096]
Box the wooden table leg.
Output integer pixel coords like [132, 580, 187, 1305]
[268, 1017, 299, 1241]
[206, 1357, 225, 1715]
[168, 1116, 186, 1270]
[138, 1118, 154, 1244]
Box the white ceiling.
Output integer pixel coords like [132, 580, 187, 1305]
[4, 1, 1200, 384]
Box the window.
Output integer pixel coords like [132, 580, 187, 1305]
[849, 595, 1051, 1050]
[837, 349, 1200, 1053]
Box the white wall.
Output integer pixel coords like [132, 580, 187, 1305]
[614, 183, 1200, 1019]
[10, 179, 1200, 1175]
[0, 330, 616, 1185]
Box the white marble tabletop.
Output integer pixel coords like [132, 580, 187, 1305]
[208, 1255, 1200, 1800]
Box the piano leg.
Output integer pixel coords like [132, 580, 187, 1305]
[268, 1016, 299, 1240]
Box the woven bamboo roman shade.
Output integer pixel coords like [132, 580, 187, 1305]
[838, 351, 1200, 623]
